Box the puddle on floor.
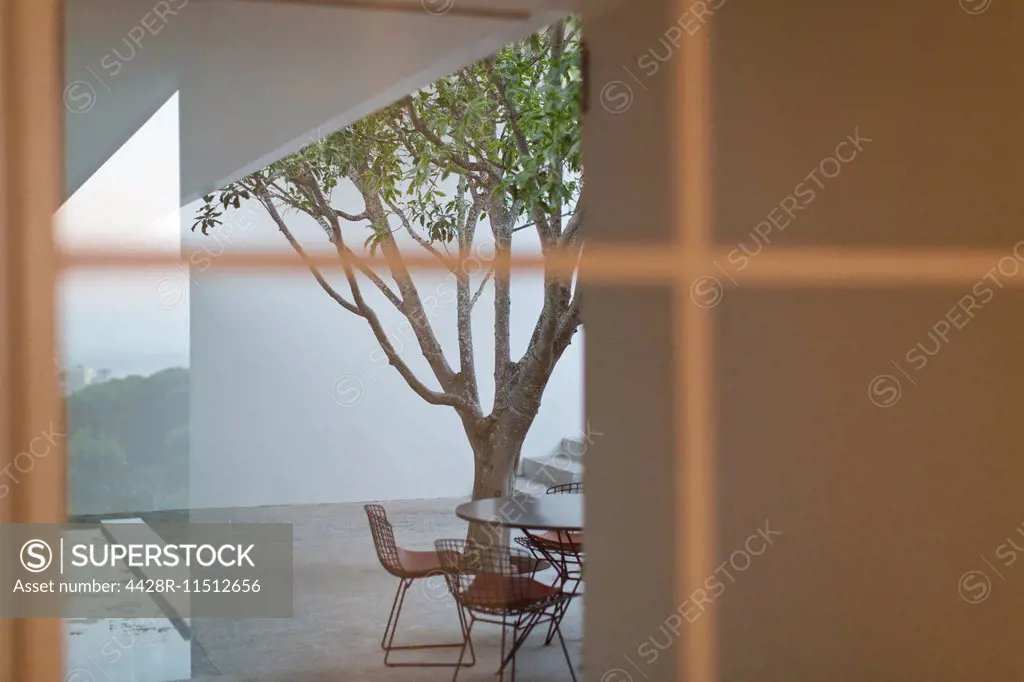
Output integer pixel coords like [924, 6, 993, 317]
[65, 617, 193, 682]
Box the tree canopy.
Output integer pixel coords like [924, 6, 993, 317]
[67, 368, 189, 515]
[193, 19, 584, 496]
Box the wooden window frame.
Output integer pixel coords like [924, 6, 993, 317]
[2, 4, 1019, 681]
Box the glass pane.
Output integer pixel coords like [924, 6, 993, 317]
[61, 8, 588, 678]
[59, 90, 190, 681]
[59, 267, 191, 681]
[60, 269, 189, 516]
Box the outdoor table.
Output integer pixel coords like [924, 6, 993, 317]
[455, 491, 583, 532]
[455, 491, 584, 577]
[453, 492, 583, 678]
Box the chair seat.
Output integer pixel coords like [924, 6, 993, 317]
[396, 548, 445, 577]
[462, 574, 563, 612]
[535, 530, 584, 551]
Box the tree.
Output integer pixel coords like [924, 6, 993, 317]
[69, 429, 131, 514]
[67, 369, 189, 515]
[193, 19, 584, 521]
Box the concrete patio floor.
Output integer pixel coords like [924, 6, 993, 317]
[180, 498, 583, 682]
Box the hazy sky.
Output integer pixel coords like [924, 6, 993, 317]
[57, 93, 190, 374]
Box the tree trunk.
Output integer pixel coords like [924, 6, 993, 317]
[465, 426, 524, 550]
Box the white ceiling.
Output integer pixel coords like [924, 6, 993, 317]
[64, 0, 574, 204]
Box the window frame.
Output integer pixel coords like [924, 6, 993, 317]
[5, 4, 1020, 682]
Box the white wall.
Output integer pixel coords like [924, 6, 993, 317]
[186, 183, 583, 509]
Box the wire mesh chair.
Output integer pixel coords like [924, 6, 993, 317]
[513, 527, 584, 647]
[546, 481, 583, 495]
[513, 480, 585, 643]
[540, 480, 584, 553]
[435, 539, 577, 682]
[364, 504, 475, 668]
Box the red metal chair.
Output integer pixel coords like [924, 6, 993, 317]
[435, 538, 577, 682]
[513, 481, 585, 645]
[539, 482, 583, 557]
[364, 504, 475, 668]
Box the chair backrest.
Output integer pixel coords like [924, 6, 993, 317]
[364, 504, 402, 575]
[435, 539, 544, 614]
[546, 481, 583, 495]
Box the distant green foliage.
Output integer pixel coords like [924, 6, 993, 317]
[67, 368, 189, 516]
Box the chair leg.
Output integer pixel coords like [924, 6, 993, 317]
[381, 578, 405, 650]
[499, 616, 508, 682]
[511, 612, 533, 682]
[543, 566, 572, 645]
[543, 596, 561, 645]
[545, 571, 581, 645]
[511, 619, 518, 682]
[381, 577, 475, 668]
[455, 603, 476, 664]
[553, 612, 579, 682]
[451, 617, 475, 682]
[496, 611, 544, 676]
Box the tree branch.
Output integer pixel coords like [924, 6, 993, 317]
[546, 20, 567, 235]
[254, 189, 361, 316]
[294, 170, 404, 311]
[513, 209, 576, 236]
[453, 176, 483, 407]
[485, 58, 556, 247]
[485, 59, 530, 159]
[354, 174, 477, 415]
[489, 194, 514, 412]
[384, 195, 451, 270]
[470, 267, 494, 310]
[334, 207, 368, 222]
[260, 182, 477, 414]
[558, 189, 585, 245]
[403, 96, 498, 183]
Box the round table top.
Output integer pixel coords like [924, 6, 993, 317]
[455, 492, 583, 531]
